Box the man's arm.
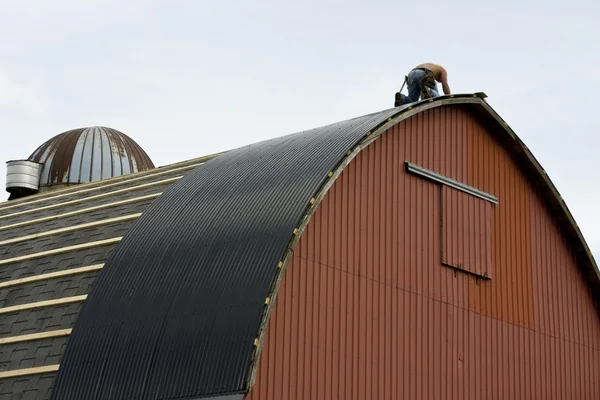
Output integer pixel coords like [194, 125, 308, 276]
[439, 68, 451, 95]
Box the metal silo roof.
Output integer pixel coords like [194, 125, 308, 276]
[28, 126, 155, 187]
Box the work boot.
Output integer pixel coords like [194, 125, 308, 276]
[395, 93, 411, 106]
[394, 92, 402, 107]
[420, 87, 432, 100]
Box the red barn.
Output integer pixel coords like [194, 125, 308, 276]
[1, 93, 598, 399]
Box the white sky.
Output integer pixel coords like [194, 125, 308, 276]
[0, 0, 599, 261]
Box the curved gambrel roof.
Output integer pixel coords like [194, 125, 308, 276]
[51, 93, 600, 399]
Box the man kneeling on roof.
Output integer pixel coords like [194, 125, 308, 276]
[395, 63, 451, 106]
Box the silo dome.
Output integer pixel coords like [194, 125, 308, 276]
[28, 126, 155, 191]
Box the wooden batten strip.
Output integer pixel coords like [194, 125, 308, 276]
[0, 193, 160, 232]
[0, 159, 208, 212]
[0, 238, 121, 266]
[0, 176, 181, 221]
[0, 214, 141, 246]
[0, 329, 72, 345]
[0, 295, 87, 315]
[0, 365, 60, 379]
[0, 264, 104, 289]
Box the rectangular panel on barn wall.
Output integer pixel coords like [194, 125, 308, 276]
[441, 185, 493, 279]
[405, 161, 497, 280]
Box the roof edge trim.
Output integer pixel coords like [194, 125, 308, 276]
[405, 161, 499, 204]
[476, 100, 600, 284]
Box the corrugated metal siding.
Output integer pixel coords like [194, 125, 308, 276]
[247, 105, 600, 399]
[530, 185, 600, 398]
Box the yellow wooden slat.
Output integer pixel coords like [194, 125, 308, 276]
[0, 264, 104, 289]
[0, 238, 121, 266]
[0, 295, 87, 315]
[0, 214, 141, 246]
[0, 329, 72, 345]
[0, 164, 191, 212]
[0, 176, 181, 221]
[0, 193, 160, 232]
[0, 155, 215, 212]
[0, 365, 60, 379]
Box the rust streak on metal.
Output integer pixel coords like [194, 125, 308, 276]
[26, 127, 155, 189]
[52, 129, 79, 184]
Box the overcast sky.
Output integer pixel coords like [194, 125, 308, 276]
[1, 0, 598, 261]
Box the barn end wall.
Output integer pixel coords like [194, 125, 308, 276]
[247, 105, 600, 399]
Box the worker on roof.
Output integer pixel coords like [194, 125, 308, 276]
[395, 63, 451, 106]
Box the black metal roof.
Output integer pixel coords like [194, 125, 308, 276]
[51, 105, 403, 399]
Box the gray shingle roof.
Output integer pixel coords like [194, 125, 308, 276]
[0, 154, 217, 400]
